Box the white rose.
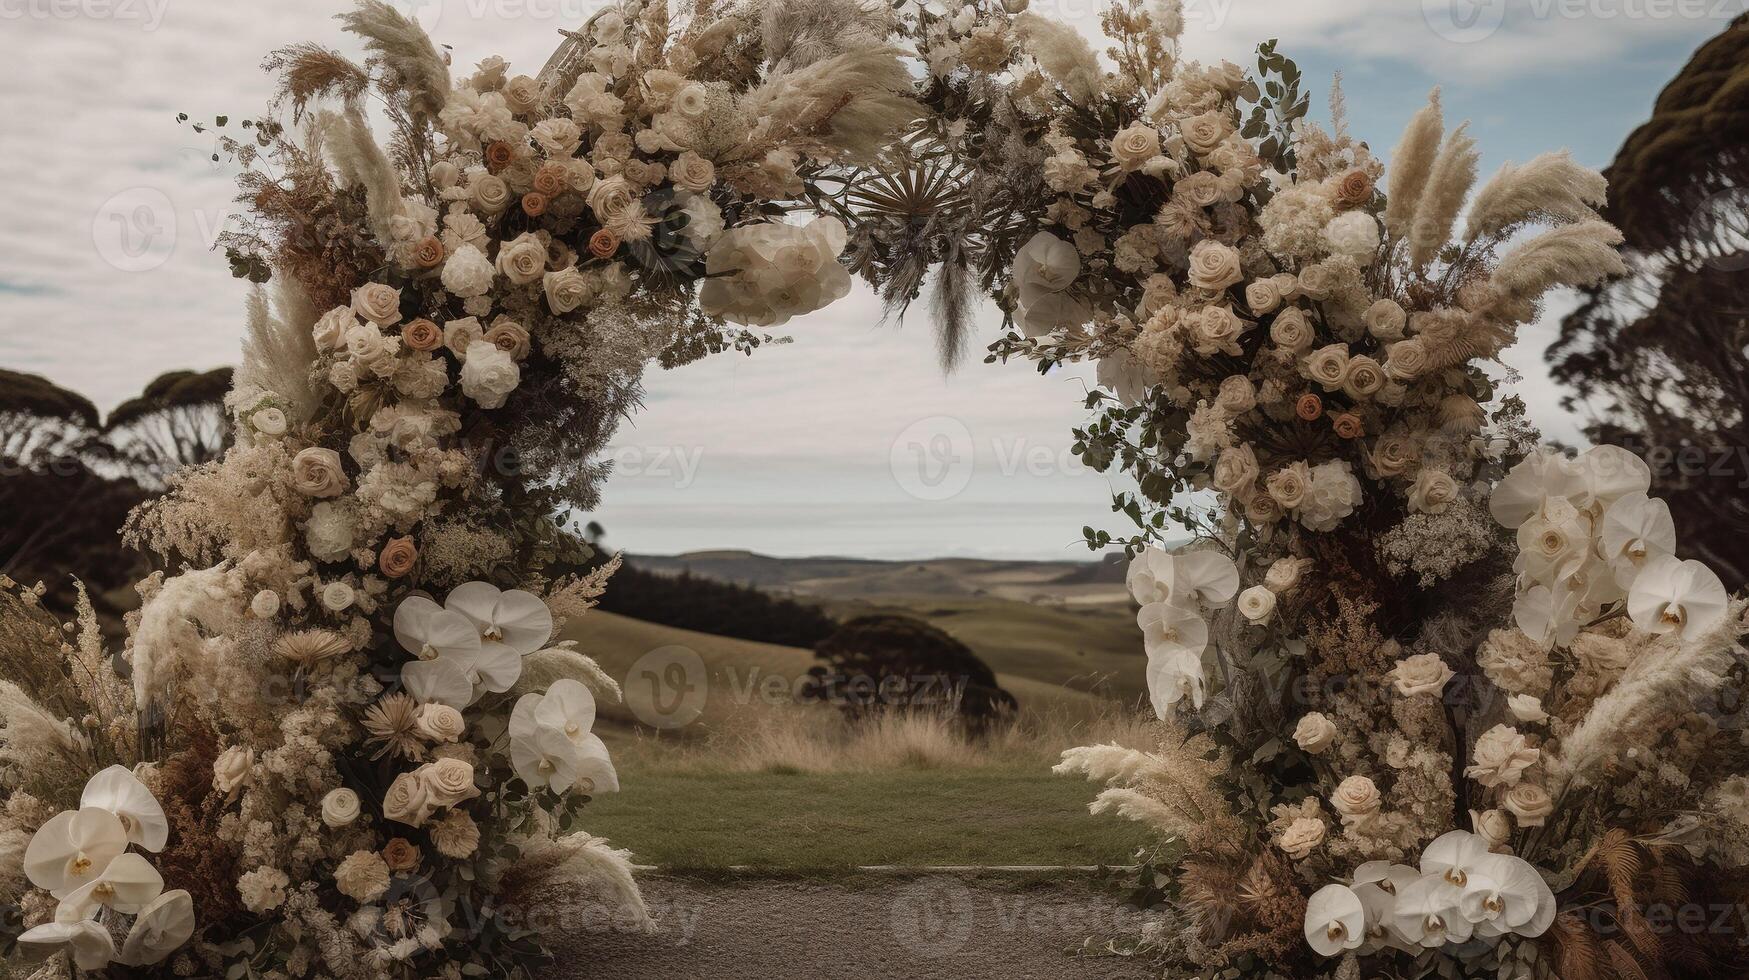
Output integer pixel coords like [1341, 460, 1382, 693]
[1264, 558, 1304, 592]
[1408, 467, 1460, 515]
[460, 340, 521, 409]
[1110, 123, 1162, 170]
[1472, 808, 1513, 848]
[415, 703, 466, 743]
[351, 283, 402, 325]
[1237, 585, 1276, 623]
[1507, 693, 1548, 723]
[1364, 298, 1407, 340]
[543, 268, 590, 314]
[441, 244, 496, 298]
[250, 590, 280, 618]
[304, 502, 355, 563]
[321, 788, 361, 828]
[321, 581, 356, 612]
[313, 306, 355, 350]
[1297, 460, 1362, 533]
[1186, 240, 1243, 292]
[213, 745, 254, 794]
[1331, 775, 1381, 820]
[530, 117, 581, 157]
[495, 233, 548, 286]
[1293, 712, 1337, 754]
[669, 151, 715, 193]
[1390, 653, 1454, 698]
[252, 408, 287, 436]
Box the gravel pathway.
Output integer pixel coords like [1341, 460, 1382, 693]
[553, 874, 1161, 979]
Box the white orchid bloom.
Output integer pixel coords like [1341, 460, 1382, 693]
[392, 595, 482, 661]
[1513, 582, 1582, 650]
[401, 657, 474, 710]
[509, 681, 620, 794]
[23, 807, 128, 898]
[1570, 444, 1651, 512]
[1489, 450, 1583, 529]
[445, 581, 554, 656]
[1304, 883, 1367, 956]
[1600, 492, 1677, 588]
[1351, 862, 1420, 953]
[80, 765, 168, 852]
[508, 721, 585, 792]
[1137, 601, 1208, 659]
[1126, 547, 1240, 610]
[1459, 854, 1556, 938]
[1627, 555, 1729, 641]
[58, 851, 164, 918]
[1513, 495, 1592, 585]
[119, 889, 196, 967]
[1145, 648, 1205, 718]
[1390, 873, 1474, 948]
[1420, 830, 1497, 886]
[17, 917, 115, 971]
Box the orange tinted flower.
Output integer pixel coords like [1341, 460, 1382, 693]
[521, 192, 548, 217]
[1295, 393, 1323, 421]
[1333, 412, 1365, 439]
[411, 236, 444, 269]
[401, 319, 442, 352]
[484, 141, 515, 172]
[587, 229, 620, 258]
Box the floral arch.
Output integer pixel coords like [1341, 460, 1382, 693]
[3, 1, 1746, 978]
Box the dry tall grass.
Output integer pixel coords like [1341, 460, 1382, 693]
[610, 698, 1157, 776]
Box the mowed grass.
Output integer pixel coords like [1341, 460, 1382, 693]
[580, 764, 1150, 870]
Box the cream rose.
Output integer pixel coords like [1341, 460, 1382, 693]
[503, 74, 543, 114]
[1465, 724, 1539, 788]
[544, 268, 591, 314]
[383, 771, 433, 827]
[1277, 816, 1326, 859]
[1300, 344, 1350, 391]
[1269, 306, 1313, 351]
[1293, 712, 1337, 754]
[1264, 557, 1306, 592]
[587, 175, 637, 225]
[444, 317, 485, 356]
[1384, 338, 1430, 383]
[1265, 461, 1311, 511]
[1214, 375, 1257, 415]
[1507, 693, 1548, 723]
[415, 703, 465, 744]
[471, 173, 511, 214]
[1341, 355, 1385, 399]
[1212, 444, 1259, 497]
[1237, 585, 1276, 623]
[351, 283, 402, 326]
[1471, 808, 1512, 848]
[1390, 652, 1454, 698]
[1187, 240, 1244, 292]
[313, 306, 355, 350]
[496, 233, 547, 286]
[1368, 432, 1418, 479]
[290, 447, 348, 498]
[1110, 122, 1162, 170]
[1503, 782, 1554, 827]
[1408, 467, 1459, 515]
[1364, 298, 1407, 340]
[321, 788, 361, 828]
[1332, 776, 1381, 820]
[1188, 305, 1246, 356]
[1179, 110, 1233, 157]
[669, 151, 715, 192]
[1245, 279, 1282, 315]
[213, 745, 253, 794]
[252, 407, 287, 436]
[419, 758, 480, 807]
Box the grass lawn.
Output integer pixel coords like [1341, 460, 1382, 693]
[581, 765, 1151, 871]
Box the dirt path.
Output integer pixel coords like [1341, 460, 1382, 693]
[552, 874, 1161, 979]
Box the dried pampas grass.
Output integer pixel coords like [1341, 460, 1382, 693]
[1407, 122, 1478, 269]
[498, 826, 654, 933]
[1384, 89, 1444, 240]
[1465, 150, 1608, 242]
[336, 0, 449, 128]
[323, 109, 405, 246]
[232, 278, 321, 429]
[760, 0, 894, 70]
[1013, 13, 1103, 104]
[1487, 220, 1627, 318]
[733, 46, 921, 165]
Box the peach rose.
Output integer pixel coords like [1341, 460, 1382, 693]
[484, 318, 531, 360]
[378, 536, 418, 579]
[402, 318, 443, 352]
[533, 162, 568, 197]
[588, 229, 620, 258]
[522, 192, 549, 217]
[381, 837, 422, 872]
[1332, 413, 1365, 440]
[1333, 169, 1374, 209]
[1295, 393, 1324, 421]
[484, 140, 516, 172]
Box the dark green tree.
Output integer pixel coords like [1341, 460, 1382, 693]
[806, 614, 1017, 731]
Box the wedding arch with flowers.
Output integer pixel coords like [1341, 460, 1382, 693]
[1, 1, 1746, 979]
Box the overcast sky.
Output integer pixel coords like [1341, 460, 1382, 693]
[0, 1, 1736, 559]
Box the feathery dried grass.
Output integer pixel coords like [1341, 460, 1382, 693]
[1013, 13, 1102, 104]
[760, 0, 894, 70]
[1465, 150, 1608, 242]
[263, 43, 369, 122]
[1487, 220, 1628, 320]
[499, 824, 654, 933]
[732, 46, 921, 165]
[323, 108, 406, 245]
[1384, 89, 1444, 240]
[233, 279, 320, 426]
[335, 0, 449, 127]
[1408, 122, 1479, 268]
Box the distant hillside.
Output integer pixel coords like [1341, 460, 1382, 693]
[630, 550, 1129, 604]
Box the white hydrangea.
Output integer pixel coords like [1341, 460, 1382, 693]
[1297, 460, 1362, 532]
[459, 340, 521, 409]
[698, 216, 852, 327]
